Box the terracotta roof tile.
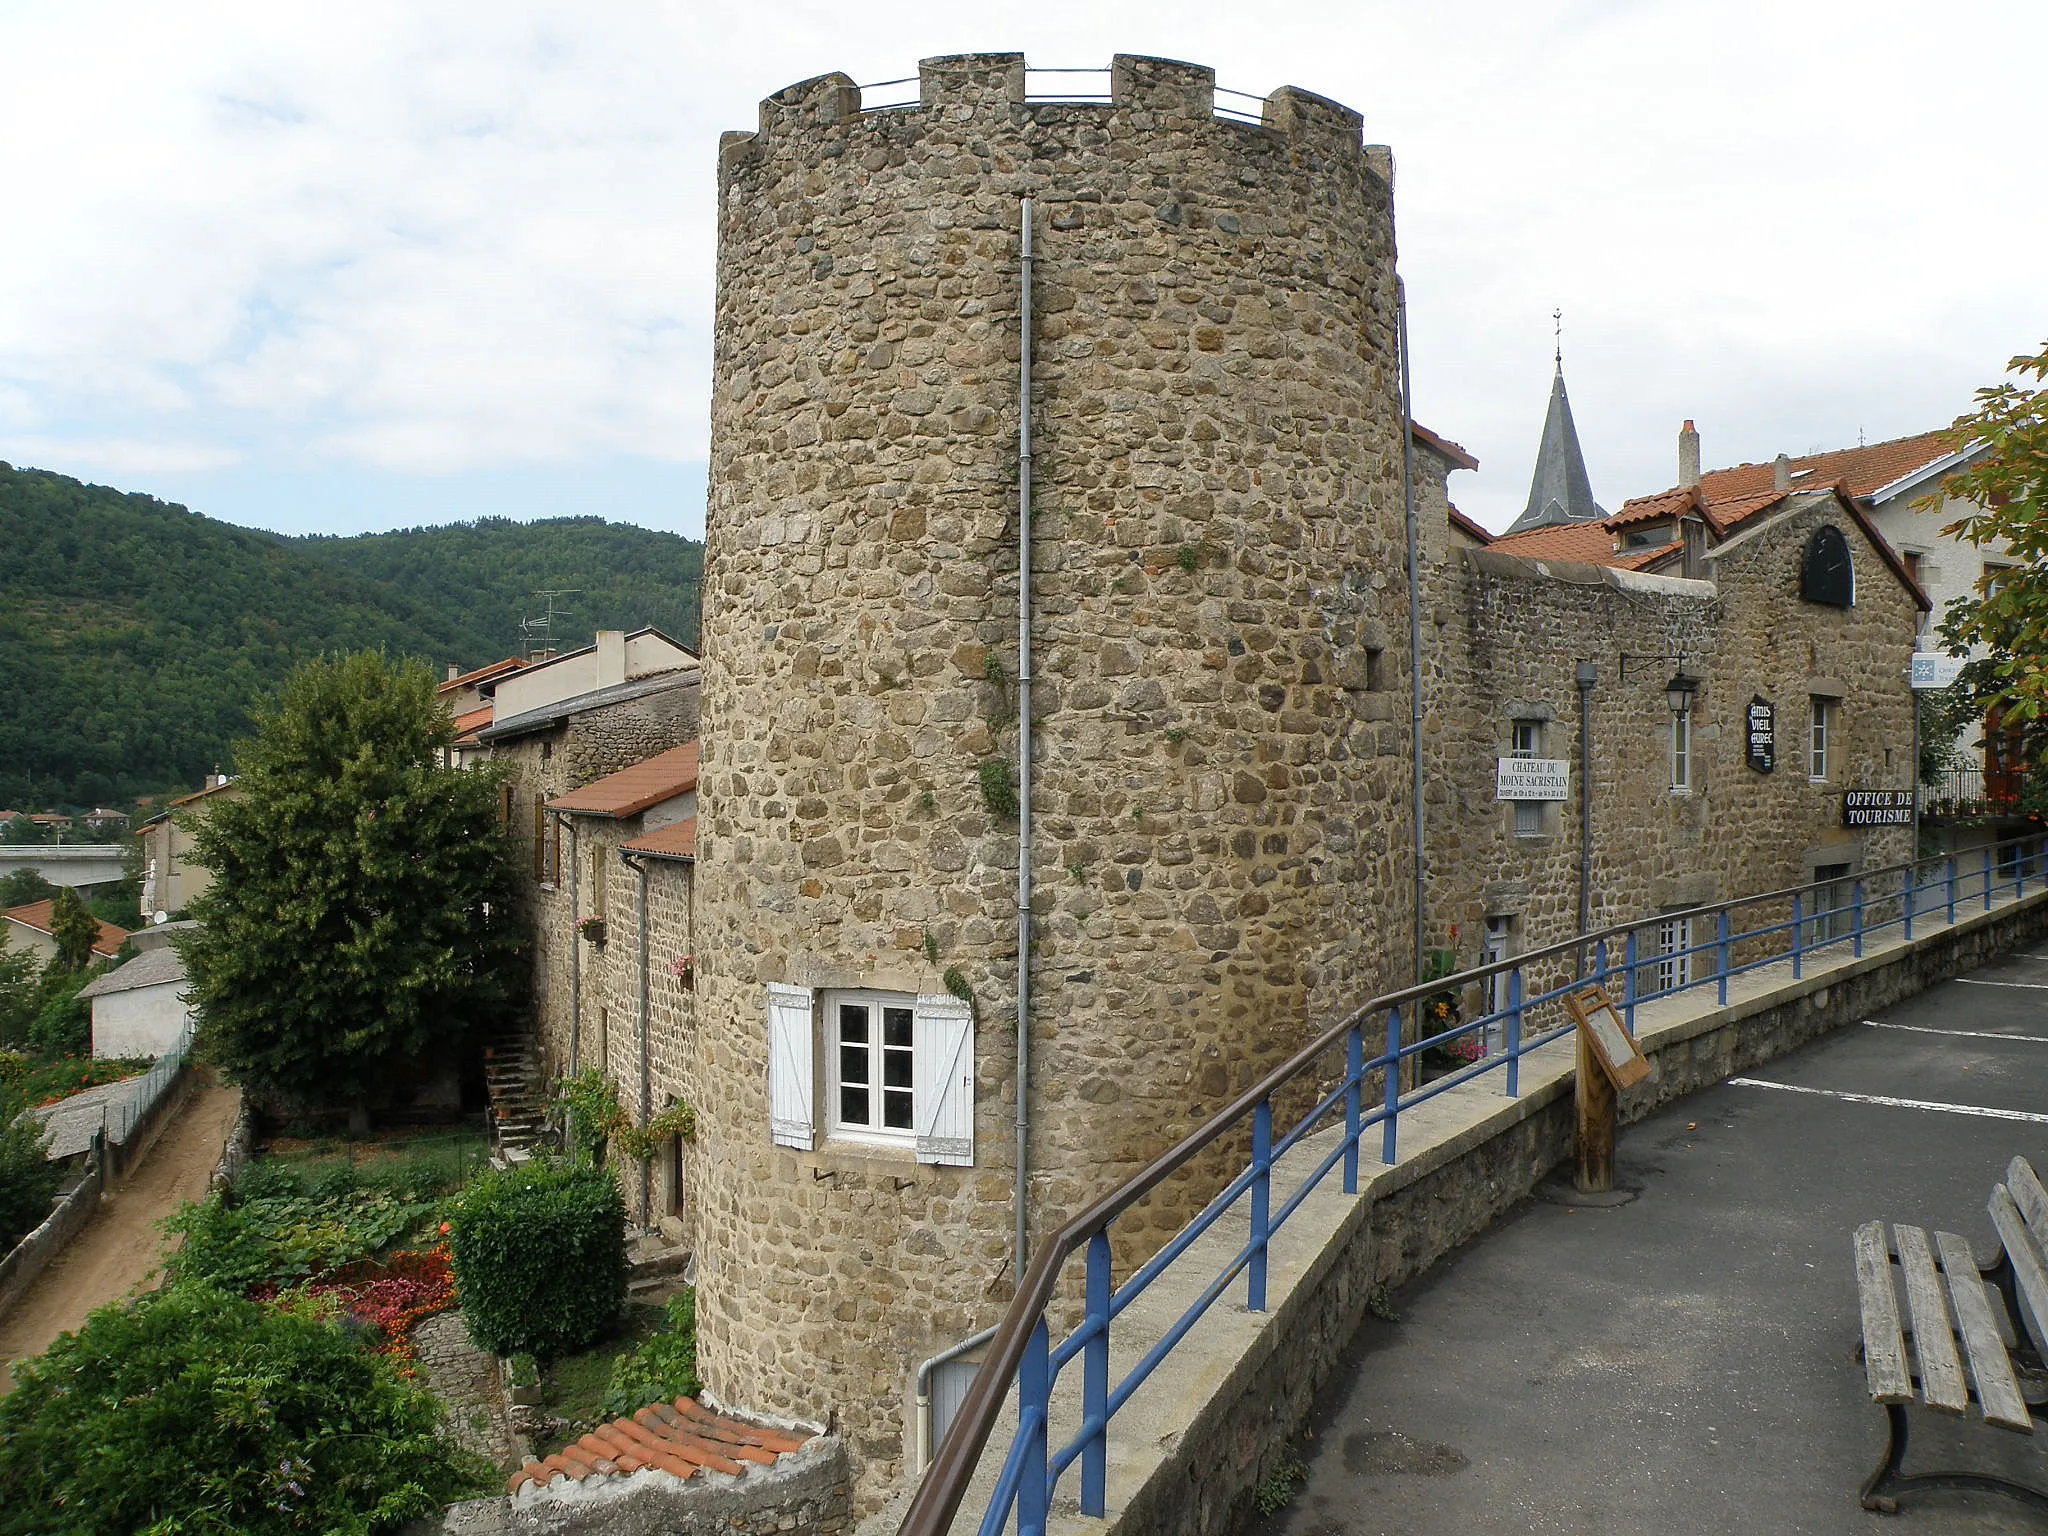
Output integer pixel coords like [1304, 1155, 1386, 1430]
[509, 1397, 813, 1496]
[437, 657, 526, 696]
[1411, 421, 1479, 471]
[1487, 521, 1622, 565]
[1690, 430, 1958, 504]
[548, 743, 700, 819]
[3, 900, 128, 957]
[451, 704, 494, 743]
[621, 817, 697, 862]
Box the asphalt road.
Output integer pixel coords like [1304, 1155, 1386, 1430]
[1245, 946, 2048, 1536]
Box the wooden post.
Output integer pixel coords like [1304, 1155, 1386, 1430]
[1575, 1024, 1617, 1193]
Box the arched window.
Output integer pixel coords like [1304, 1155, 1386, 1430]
[1800, 525, 1855, 607]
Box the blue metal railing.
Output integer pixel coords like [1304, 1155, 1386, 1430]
[900, 834, 2048, 1536]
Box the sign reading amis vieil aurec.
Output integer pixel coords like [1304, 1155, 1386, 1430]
[1746, 696, 1775, 773]
[1843, 789, 1914, 827]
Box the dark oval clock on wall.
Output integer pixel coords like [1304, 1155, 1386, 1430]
[1800, 524, 1854, 607]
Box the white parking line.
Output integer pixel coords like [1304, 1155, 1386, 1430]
[1863, 1019, 2048, 1044]
[1954, 977, 2048, 992]
[1727, 1077, 2048, 1124]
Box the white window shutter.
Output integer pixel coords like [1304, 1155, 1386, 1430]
[767, 983, 814, 1150]
[914, 993, 974, 1166]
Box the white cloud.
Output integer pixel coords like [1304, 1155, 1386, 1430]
[0, 0, 2043, 529]
[1, 436, 243, 477]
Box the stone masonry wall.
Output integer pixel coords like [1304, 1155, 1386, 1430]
[1422, 490, 1919, 977]
[694, 53, 1415, 1500]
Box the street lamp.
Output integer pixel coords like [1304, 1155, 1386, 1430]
[1665, 671, 1699, 718]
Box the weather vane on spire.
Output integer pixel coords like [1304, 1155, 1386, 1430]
[1553, 307, 1563, 369]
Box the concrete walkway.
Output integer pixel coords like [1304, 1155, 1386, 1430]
[1246, 947, 2048, 1535]
[0, 1081, 241, 1394]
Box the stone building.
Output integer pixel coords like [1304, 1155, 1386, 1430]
[692, 53, 1418, 1496]
[1427, 405, 1930, 985]
[464, 631, 701, 1083]
[543, 744, 700, 1229]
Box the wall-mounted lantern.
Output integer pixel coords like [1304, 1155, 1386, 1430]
[1665, 671, 1699, 719]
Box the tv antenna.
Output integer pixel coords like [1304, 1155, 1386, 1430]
[521, 589, 581, 661]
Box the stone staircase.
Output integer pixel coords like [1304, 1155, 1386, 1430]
[628, 1217, 694, 1303]
[482, 1032, 548, 1167]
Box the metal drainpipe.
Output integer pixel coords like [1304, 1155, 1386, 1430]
[567, 817, 581, 1073]
[1576, 663, 1597, 971]
[624, 850, 653, 1225]
[913, 1324, 998, 1475]
[1014, 194, 1035, 1289]
[1397, 278, 1425, 985]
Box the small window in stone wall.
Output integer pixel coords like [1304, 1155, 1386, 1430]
[1510, 719, 1546, 836]
[768, 984, 975, 1164]
[1799, 525, 1855, 607]
[1365, 648, 1385, 691]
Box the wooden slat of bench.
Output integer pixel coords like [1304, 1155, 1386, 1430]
[2009, 1156, 2048, 1246]
[1990, 1185, 2048, 1362]
[1897, 1225, 1968, 1414]
[1936, 1227, 2034, 1432]
[1857, 1220, 1912, 1403]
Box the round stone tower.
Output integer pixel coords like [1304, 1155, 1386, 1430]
[694, 52, 1414, 1493]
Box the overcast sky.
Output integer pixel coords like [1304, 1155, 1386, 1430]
[2, 0, 2042, 539]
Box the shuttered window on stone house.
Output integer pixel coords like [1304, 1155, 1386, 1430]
[765, 984, 974, 1166]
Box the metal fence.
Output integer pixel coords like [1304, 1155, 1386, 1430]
[1923, 766, 2025, 820]
[902, 833, 2048, 1536]
[104, 1019, 194, 1148]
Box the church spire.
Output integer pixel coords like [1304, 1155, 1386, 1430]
[1504, 327, 1607, 535]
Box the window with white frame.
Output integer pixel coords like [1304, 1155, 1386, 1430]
[1510, 719, 1544, 836]
[1656, 914, 1693, 994]
[765, 983, 975, 1164]
[1809, 696, 1834, 782]
[1670, 710, 1692, 792]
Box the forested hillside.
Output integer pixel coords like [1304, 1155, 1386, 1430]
[0, 464, 703, 807]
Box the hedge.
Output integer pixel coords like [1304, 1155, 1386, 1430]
[448, 1155, 625, 1359]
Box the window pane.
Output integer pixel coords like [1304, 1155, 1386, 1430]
[883, 1087, 913, 1130]
[839, 1003, 869, 1043]
[841, 1085, 870, 1124]
[840, 1044, 868, 1085]
[883, 1007, 913, 1048]
[883, 1050, 913, 1089]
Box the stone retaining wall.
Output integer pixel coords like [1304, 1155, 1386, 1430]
[0, 1152, 102, 1325]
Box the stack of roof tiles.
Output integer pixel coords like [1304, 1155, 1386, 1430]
[509, 1396, 810, 1495]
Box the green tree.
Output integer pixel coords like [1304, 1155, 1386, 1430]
[0, 1086, 60, 1246]
[0, 945, 37, 1046]
[1935, 339, 2048, 724]
[0, 868, 58, 908]
[0, 1283, 487, 1534]
[181, 652, 522, 1118]
[46, 887, 99, 973]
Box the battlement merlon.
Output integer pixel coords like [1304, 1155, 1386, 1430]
[719, 52, 1382, 168]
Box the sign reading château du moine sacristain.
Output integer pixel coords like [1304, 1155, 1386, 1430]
[1746, 696, 1775, 773]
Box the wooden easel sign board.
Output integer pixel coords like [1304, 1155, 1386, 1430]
[1564, 985, 1651, 1090]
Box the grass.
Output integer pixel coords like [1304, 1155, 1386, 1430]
[534, 1302, 667, 1455]
[1252, 1458, 1308, 1516]
[263, 1125, 490, 1195]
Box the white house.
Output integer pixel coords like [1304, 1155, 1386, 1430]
[78, 944, 191, 1059]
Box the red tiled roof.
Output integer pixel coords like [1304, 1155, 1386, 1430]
[549, 743, 700, 819]
[438, 656, 526, 696]
[621, 817, 697, 862]
[1691, 430, 1957, 504]
[1411, 421, 1479, 471]
[509, 1397, 811, 1495]
[452, 704, 494, 743]
[1489, 521, 1620, 565]
[3, 900, 128, 958]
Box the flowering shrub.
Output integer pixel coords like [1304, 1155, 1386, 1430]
[285, 1245, 459, 1371]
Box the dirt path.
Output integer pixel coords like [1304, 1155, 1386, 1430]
[0, 1081, 241, 1394]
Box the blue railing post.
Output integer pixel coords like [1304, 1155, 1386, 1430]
[1505, 965, 1523, 1099]
[1381, 1006, 1401, 1167]
[1853, 879, 1865, 957]
[1947, 857, 1958, 924]
[1248, 1099, 1272, 1313]
[1018, 1320, 1051, 1536]
[1623, 929, 1638, 1031]
[1904, 861, 1916, 941]
[1986, 847, 1996, 913]
[1081, 1233, 1111, 1517]
[1343, 1026, 1363, 1195]
[1792, 893, 1804, 978]
[1593, 937, 1609, 988]
[1717, 909, 1731, 1005]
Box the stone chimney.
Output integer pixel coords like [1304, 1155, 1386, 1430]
[596, 630, 627, 688]
[1773, 453, 1792, 493]
[447, 662, 461, 682]
[1678, 420, 1700, 489]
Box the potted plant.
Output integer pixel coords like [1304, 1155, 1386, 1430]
[669, 953, 694, 990]
[578, 916, 607, 947]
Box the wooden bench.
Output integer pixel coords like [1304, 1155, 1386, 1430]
[1854, 1155, 2048, 1512]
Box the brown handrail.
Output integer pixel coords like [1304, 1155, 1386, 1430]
[897, 838, 2037, 1535]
